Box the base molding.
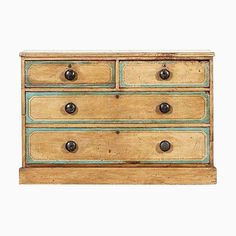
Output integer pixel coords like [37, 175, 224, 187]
[19, 167, 216, 184]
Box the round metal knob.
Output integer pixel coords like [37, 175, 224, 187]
[160, 140, 171, 152]
[65, 69, 77, 81]
[159, 103, 171, 113]
[65, 141, 77, 152]
[65, 103, 77, 114]
[159, 69, 170, 80]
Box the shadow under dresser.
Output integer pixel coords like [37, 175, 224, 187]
[19, 51, 216, 184]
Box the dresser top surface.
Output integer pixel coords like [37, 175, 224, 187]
[20, 50, 214, 58]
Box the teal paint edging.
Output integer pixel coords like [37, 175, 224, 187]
[119, 61, 209, 88]
[25, 127, 210, 164]
[25, 60, 116, 88]
[25, 91, 210, 124]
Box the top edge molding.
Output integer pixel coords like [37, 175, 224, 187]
[20, 51, 215, 58]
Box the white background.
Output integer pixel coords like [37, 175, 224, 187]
[0, 0, 235, 235]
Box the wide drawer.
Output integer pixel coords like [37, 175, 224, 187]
[26, 128, 209, 164]
[26, 92, 209, 124]
[120, 61, 209, 87]
[25, 61, 115, 88]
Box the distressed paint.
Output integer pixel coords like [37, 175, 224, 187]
[25, 60, 116, 88]
[25, 91, 210, 124]
[25, 127, 210, 164]
[120, 61, 209, 88]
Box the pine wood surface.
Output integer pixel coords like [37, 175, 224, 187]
[27, 129, 207, 162]
[27, 92, 208, 123]
[121, 61, 208, 87]
[27, 61, 114, 87]
[19, 167, 216, 184]
[20, 51, 215, 184]
[20, 51, 215, 58]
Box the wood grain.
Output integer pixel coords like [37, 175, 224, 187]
[20, 51, 215, 58]
[26, 61, 115, 87]
[21, 58, 26, 167]
[121, 61, 209, 87]
[115, 60, 119, 89]
[26, 123, 210, 128]
[25, 163, 211, 168]
[26, 92, 208, 123]
[20, 51, 215, 184]
[210, 58, 214, 165]
[19, 167, 217, 184]
[27, 128, 208, 163]
[25, 87, 211, 92]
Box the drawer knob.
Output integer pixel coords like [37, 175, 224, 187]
[65, 141, 77, 152]
[65, 103, 77, 114]
[65, 69, 77, 81]
[160, 140, 171, 152]
[159, 102, 171, 113]
[159, 69, 170, 80]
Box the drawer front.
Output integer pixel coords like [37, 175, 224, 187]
[26, 92, 209, 124]
[120, 61, 209, 87]
[25, 61, 115, 88]
[26, 128, 209, 164]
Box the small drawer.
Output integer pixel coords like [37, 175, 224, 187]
[120, 61, 209, 87]
[25, 61, 115, 88]
[26, 127, 209, 164]
[26, 92, 209, 124]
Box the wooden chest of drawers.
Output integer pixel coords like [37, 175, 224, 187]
[19, 51, 216, 184]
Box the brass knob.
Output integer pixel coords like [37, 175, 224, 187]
[160, 140, 171, 152]
[159, 69, 170, 80]
[65, 141, 77, 152]
[65, 69, 77, 81]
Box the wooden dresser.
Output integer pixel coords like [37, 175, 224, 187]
[19, 51, 216, 184]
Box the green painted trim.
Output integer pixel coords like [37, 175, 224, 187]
[26, 127, 210, 164]
[25, 91, 209, 124]
[25, 60, 116, 88]
[120, 61, 209, 88]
